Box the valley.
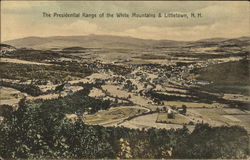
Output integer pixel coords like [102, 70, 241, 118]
[1, 35, 250, 159]
[1, 35, 249, 134]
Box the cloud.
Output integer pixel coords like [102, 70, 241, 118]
[116, 19, 249, 41]
[1, 18, 99, 41]
[1, 1, 249, 41]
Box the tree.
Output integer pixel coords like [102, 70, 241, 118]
[128, 94, 131, 99]
[182, 105, 187, 115]
[114, 96, 119, 104]
[162, 107, 167, 112]
[156, 107, 160, 112]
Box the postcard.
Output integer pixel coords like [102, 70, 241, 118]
[0, 1, 249, 159]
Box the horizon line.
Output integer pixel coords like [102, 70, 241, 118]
[2, 34, 250, 43]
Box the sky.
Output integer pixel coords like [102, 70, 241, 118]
[1, 1, 249, 41]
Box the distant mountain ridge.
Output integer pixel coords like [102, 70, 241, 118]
[3, 35, 250, 50]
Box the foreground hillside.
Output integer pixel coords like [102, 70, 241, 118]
[0, 92, 249, 159]
[196, 59, 250, 96]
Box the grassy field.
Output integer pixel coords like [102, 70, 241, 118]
[190, 108, 249, 128]
[156, 112, 191, 124]
[0, 87, 22, 100]
[164, 101, 227, 108]
[157, 107, 250, 133]
[0, 86, 26, 100]
[125, 59, 152, 65]
[193, 108, 232, 124]
[0, 87, 25, 105]
[84, 106, 147, 125]
[193, 108, 250, 133]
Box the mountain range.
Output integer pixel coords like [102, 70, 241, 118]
[3, 34, 250, 50]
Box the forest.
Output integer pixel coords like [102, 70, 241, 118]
[0, 88, 249, 159]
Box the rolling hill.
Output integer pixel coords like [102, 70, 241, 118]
[197, 59, 250, 95]
[3, 35, 187, 50]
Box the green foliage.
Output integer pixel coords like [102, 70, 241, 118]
[0, 81, 43, 96]
[173, 123, 249, 159]
[0, 91, 113, 159]
[36, 88, 111, 114]
[0, 91, 249, 159]
[0, 62, 92, 84]
[1, 49, 62, 62]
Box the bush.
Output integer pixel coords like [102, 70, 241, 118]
[0, 81, 43, 96]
